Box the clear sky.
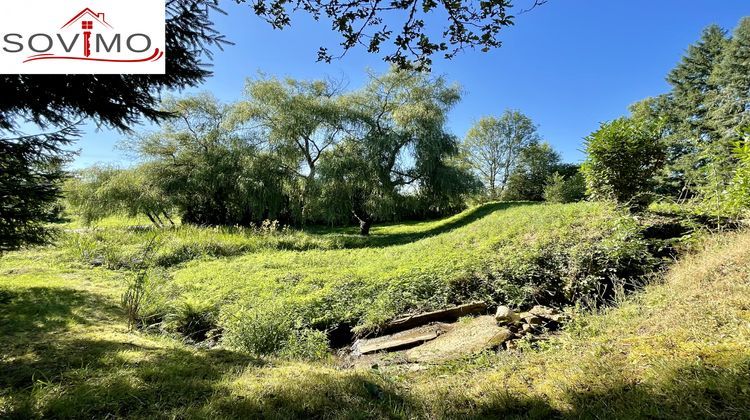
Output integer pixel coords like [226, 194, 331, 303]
[70, 0, 749, 168]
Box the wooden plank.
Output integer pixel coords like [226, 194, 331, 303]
[379, 302, 487, 335]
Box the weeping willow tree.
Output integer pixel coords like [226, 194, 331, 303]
[318, 69, 479, 235]
[123, 94, 291, 226]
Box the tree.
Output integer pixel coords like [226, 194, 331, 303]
[664, 24, 729, 196]
[233, 77, 344, 222]
[318, 68, 477, 234]
[66, 165, 177, 227]
[708, 18, 750, 139]
[0, 0, 226, 251]
[0, 127, 75, 252]
[317, 140, 382, 235]
[463, 110, 540, 198]
[699, 18, 750, 203]
[128, 94, 289, 226]
[581, 117, 666, 209]
[238, 0, 545, 69]
[502, 141, 560, 201]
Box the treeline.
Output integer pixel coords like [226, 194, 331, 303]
[462, 110, 585, 204]
[580, 17, 750, 215]
[67, 70, 483, 234]
[66, 16, 750, 234]
[67, 68, 586, 234]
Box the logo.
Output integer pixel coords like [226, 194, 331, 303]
[1, 0, 165, 74]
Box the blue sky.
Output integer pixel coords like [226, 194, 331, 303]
[70, 0, 749, 168]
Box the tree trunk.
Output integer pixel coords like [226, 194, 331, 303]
[162, 211, 175, 227]
[358, 218, 372, 236]
[145, 212, 161, 228]
[352, 209, 372, 236]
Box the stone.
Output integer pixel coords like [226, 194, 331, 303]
[405, 316, 513, 363]
[494, 305, 520, 324]
[408, 364, 427, 372]
[380, 302, 487, 335]
[351, 323, 452, 355]
[529, 305, 559, 319]
[525, 315, 544, 326]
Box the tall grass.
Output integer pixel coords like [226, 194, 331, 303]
[155, 202, 652, 350]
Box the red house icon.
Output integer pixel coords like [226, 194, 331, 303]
[61, 8, 112, 30]
[60, 8, 112, 58]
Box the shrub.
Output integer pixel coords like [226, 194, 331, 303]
[219, 303, 329, 359]
[724, 127, 750, 217]
[543, 172, 586, 203]
[581, 117, 666, 209]
[167, 300, 219, 342]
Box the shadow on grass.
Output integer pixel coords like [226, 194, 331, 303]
[0, 286, 122, 336]
[315, 202, 536, 249]
[1, 337, 268, 419]
[561, 358, 750, 419]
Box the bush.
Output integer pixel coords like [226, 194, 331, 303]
[724, 128, 750, 217]
[220, 303, 329, 360]
[581, 117, 665, 209]
[544, 172, 586, 203]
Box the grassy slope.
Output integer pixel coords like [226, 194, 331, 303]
[1, 206, 749, 418]
[167, 202, 644, 334]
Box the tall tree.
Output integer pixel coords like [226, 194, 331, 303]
[663, 25, 729, 198]
[0, 127, 75, 252]
[463, 110, 539, 198]
[698, 18, 750, 202]
[233, 77, 344, 222]
[319, 68, 476, 234]
[503, 142, 561, 201]
[127, 94, 288, 226]
[709, 18, 750, 138]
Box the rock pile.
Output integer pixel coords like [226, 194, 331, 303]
[346, 303, 567, 366]
[494, 304, 565, 347]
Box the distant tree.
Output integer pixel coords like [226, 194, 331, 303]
[543, 171, 586, 204]
[66, 165, 175, 227]
[502, 141, 560, 201]
[464, 110, 540, 198]
[128, 94, 289, 226]
[237, 0, 545, 69]
[319, 69, 477, 234]
[0, 0, 226, 251]
[581, 117, 666, 209]
[233, 77, 344, 222]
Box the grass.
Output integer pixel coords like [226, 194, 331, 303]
[175, 202, 648, 339]
[1, 209, 748, 418]
[57, 202, 650, 352]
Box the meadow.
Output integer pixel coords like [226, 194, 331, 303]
[51, 202, 651, 355]
[1, 202, 748, 418]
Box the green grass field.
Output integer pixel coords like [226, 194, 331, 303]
[52, 202, 650, 354]
[2, 202, 748, 418]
